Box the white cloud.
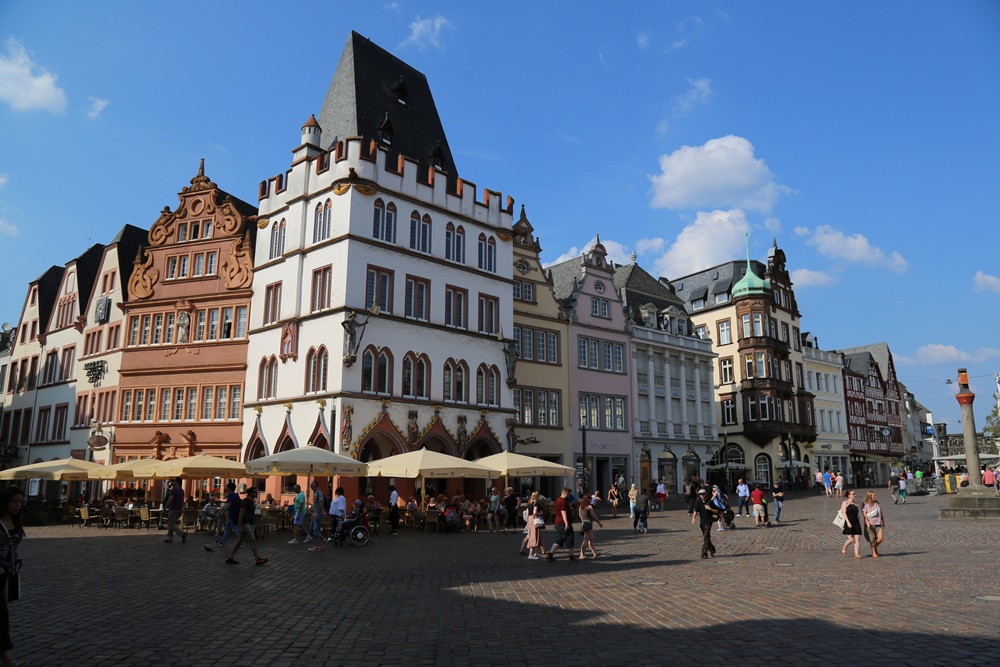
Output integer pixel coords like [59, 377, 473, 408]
[546, 237, 632, 268]
[973, 270, 1000, 295]
[635, 237, 665, 255]
[385, 2, 401, 13]
[790, 268, 836, 288]
[637, 32, 650, 49]
[666, 38, 686, 53]
[654, 209, 752, 277]
[655, 117, 670, 135]
[399, 16, 452, 50]
[86, 96, 109, 119]
[672, 77, 712, 115]
[0, 173, 7, 188]
[795, 225, 909, 273]
[0, 218, 18, 238]
[0, 38, 67, 113]
[894, 344, 1000, 366]
[649, 135, 790, 213]
[762, 216, 781, 233]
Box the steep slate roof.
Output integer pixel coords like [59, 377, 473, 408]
[842, 351, 878, 381]
[108, 224, 148, 302]
[317, 31, 458, 177]
[667, 259, 768, 314]
[71, 244, 106, 321]
[837, 343, 895, 383]
[547, 255, 586, 302]
[613, 261, 687, 326]
[33, 265, 63, 332]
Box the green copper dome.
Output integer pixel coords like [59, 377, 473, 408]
[731, 237, 771, 299]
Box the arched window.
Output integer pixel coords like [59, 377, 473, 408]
[754, 453, 771, 485]
[373, 199, 385, 240]
[455, 362, 467, 403]
[415, 355, 428, 398]
[305, 347, 328, 393]
[443, 361, 453, 401]
[267, 356, 278, 398]
[476, 366, 486, 405]
[259, 356, 278, 399]
[409, 212, 431, 253]
[445, 223, 466, 263]
[377, 350, 390, 394]
[402, 355, 415, 397]
[313, 199, 332, 244]
[363, 347, 391, 396]
[257, 358, 269, 400]
[373, 199, 395, 243]
[362, 349, 375, 393]
[477, 234, 496, 272]
[269, 219, 286, 260]
[488, 365, 499, 406]
[385, 202, 396, 243]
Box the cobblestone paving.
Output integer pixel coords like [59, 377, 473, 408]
[14, 490, 1000, 666]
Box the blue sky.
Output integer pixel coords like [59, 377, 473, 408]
[1, 1, 998, 427]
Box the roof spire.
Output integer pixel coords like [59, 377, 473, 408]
[198, 158, 205, 178]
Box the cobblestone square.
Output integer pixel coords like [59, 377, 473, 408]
[14, 491, 1000, 666]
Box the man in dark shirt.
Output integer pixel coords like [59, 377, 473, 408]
[225, 487, 268, 565]
[546, 487, 577, 561]
[691, 488, 719, 558]
[215, 482, 241, 547]
[633, 488, 651, 534]
[888, 471, 901, 504]
[163, 477, 187, 544]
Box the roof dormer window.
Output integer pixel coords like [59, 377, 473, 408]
[378, 113, 393, 145]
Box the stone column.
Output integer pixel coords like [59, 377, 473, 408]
[956, 368, 982, 488]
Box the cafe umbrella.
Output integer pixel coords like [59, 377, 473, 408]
[0, 458, 104, 481]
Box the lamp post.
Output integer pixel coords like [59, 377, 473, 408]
[955, 368, 982, 488]
[580, 424, 588, 494]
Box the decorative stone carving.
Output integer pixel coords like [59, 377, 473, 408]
[216, 199, 243, 237]
[279, 322, 298, 362]
[340, 404, 354, 449]
[148, 207, 174, 247]
[128, 245, 158, 300]
[407, 410, 420, 445]
[221, 231, 253, 289]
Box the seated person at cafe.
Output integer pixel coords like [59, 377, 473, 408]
[364, 495, 382, 517]
[463, 499, 480, 530]
[333, 499, 365, 540]
[262, 493, 277, 506]
[406, 496, 423, 524]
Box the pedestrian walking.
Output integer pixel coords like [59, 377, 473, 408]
[888, 470, 901, 504]
[750, 484, 766, 528]
[225, 487, 268, 566]
[215, 483, 241, 547]
[607, 484, 621, 518]
[710, 486, 729, 532]
[0, 486, 26, 667]
[305, 481, 326, 543]
[840, 490, 863, 558]
[486, 487, 501, 533]
[735, 478, 750, 517]
[501, 487, 520, 533]
[520, 491, 542, 555]
[526, 496, 545, 560]
[898, 476, 908, 504]
[163, 477, 187, 544]
[835, 472, 845, 498]
[814, 468, 824, 494]
[771, 480, 785, 523]
[546, 487, 577, 561]
[633, 488, 650, 533]
[577, 493, 604, 559]
[691, 488, 718, 559]
[861, 491, 885, 558]
[684, 477, 699, 516]
[627, 483, 638, 519]
[823, 470, 833, 497]
[288, 484, 306, 544]
[655, 481, 667, 511]
[388, 485, 400, 535]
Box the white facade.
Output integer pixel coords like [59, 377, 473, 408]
[803, 345, 851, 480]
[243, 130, 515, 473]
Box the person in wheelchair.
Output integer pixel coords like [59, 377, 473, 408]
[332, 499, 365, 543]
